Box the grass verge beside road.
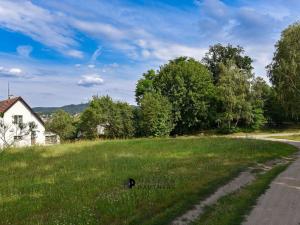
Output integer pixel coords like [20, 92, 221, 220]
[192, 164, 289, 225]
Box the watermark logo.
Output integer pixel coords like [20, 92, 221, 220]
[125, 178, 136, 189]
[124, 177, 175, 189]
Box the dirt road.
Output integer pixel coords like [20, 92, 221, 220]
[243, 138, 300, 225]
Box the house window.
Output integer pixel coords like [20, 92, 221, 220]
[13, 115, 23, 124]
[14, 136, 22, 141]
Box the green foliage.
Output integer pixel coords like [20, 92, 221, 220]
[106, 102, 135, 138]
[79, 107, 99, 139]
[251, 77, 270, 107]
[155, 57, 216, 133]
[79, 96, 134, 139]
[135, 69, 156, 104]
[249, 77, 269, 129]
[139, 92, 173, 137]
[132, 106, 143, 137]
[202, 44, 253, 83]
[268, 22, 300, 119]
[264, 88, 288, 125]
[45, 110, 76, 141]
[250, 108, 266, 130]
[44, 35, 300, 137]
[134, 53, 273, 134]
[216, 62, 253, 131]
[213, 61, 268, 132]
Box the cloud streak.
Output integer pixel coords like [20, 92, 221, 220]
[0, 1, 81, 58]
[91, 46, 102, 62]
[17, 45, 33, 58]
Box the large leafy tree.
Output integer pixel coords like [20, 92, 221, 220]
[79, 96, 134, 139]
[79, 96, 113, 139]
[154, 57, 215, 134]
[106, 102, 135, 138]
[264, 88, 287, 125]
[251, 77, 271, 108]
[250, 77, 269, 129]
[79, 107, 99, 139]
[216, 62, 253, 131]
[46, 110, 76, 141]
[135, 69, 156, 104]
[202, 44, 253, 83]
[139, 92, 173, 137]
[267, 22, 300, 119]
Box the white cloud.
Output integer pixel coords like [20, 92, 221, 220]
[194, 0, 296, 77]
[0, 53, 147, 106]
[72, 19, 125, 40]
[127, 39, 207, 62]
[0, 66, 23, 77]
[91, 46, 102, 62]
[17, 45, 33, 57]
[77, 74, 104, 87]
[66, 49, 84, 58]
[0, 1, 79, 58]
[150, 42, 206, 61]
[2, 1, 192, 63]
[88, 64, 95, 68]
[9, 68, 22, 75]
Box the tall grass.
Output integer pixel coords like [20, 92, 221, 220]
[0, 137, 296, 225]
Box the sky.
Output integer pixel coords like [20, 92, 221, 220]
[0, 0, 299, 107]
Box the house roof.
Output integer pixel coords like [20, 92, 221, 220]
[0, 96, 44, 126]
[0, 97, 20, 113]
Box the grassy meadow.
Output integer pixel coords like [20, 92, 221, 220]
[0, 137, 297, 225]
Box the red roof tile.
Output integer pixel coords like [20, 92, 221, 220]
[0, 97, 20, 113]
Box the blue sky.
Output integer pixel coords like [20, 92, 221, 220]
[0, 0, 299, 107]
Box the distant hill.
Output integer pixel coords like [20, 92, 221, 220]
[33, 103, 89, 115]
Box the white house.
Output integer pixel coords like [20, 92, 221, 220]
[0, 96, 46, 148]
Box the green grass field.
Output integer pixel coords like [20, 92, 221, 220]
[0, 138, 297, 225]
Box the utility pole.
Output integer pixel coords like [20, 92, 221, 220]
[7, 82, 13, 99]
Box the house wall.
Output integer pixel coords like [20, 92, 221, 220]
[97, 124, 105, 135]
[0, 100, 45, 148]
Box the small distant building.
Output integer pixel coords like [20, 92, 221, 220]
[77, 123, 106, 139]
[0, 96, 58, 148]
[97, 124, 105, 135]
[45, 132, 60, 145]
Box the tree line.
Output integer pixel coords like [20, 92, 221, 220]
[46, 22, 300, 140]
